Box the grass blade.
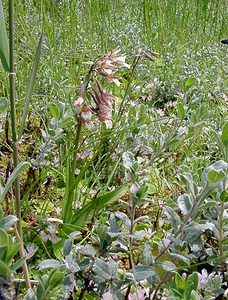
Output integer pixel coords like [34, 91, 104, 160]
[0, 162, 30, 203]
[0, 0, 9, 71]
[19, 33, 44, 139]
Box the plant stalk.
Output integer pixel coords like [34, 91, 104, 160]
[116, 55, 140, 121]
[62, 117, 82, 223]
[9, 0, 31, 289]
[125, 195, 136, 300]
[218, 180, 226, 267]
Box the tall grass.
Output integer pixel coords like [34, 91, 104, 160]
[142, 0, 227, 50]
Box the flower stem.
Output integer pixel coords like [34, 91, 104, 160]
[9, 0, 31, 289]
[62, 117, 82, 223]
[117, 56, 140, 121]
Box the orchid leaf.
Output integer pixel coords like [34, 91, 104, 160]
[71, 185, 128, 226]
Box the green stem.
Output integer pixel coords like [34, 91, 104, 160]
[9, 0, 31, 289]
[125, 195, 136, 299]
[62, 66, 97, 223]
[219, 200, 224, 259]
[129, 196, 136, 250]
[71, 117, 82, 174]
[116, 56, 140, 121]
[62, 117, 82, 223]
[218, 180, 226, 266]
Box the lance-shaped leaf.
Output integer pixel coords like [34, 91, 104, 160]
[0, 162, 30, 203]
[181, 173, 197, 197]
[0, 260, 10, 284]
[0, 0, 9, 72]
[19, 33, 44, 138]
[221, 123, 228, 147]
[184, 77, 196, 91]
[184, 272, 199, 300]
[0, 97, 8, 114]
[71, 185, 128, 226]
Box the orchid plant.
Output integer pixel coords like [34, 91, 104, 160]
[61, 49, 131, 223]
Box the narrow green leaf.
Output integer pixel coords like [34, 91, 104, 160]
[71, 185, 128, 226]
[177, 102, 185, 120]
[0, 246, 7, 261]
[184, 272, 199, 300]
[221, 237, 228, 245]
[0, 0, 9, 72]
[11, 256, 26, 272]
[6, 243, 21, 264]
[0, 260, 10, 283]
[0, 229, 8, 245]
[60, 116, 74, 128]
[49, 102, 61, 120]
[171, 288, 184, 297]
[48, 271, 64, 289]
[221, 123, 228, 147]
[184, 77, 196, 91]
[0, 162, 30, 203]
[175, 273, 185, 291]
[103, 157, 121, 192]
[191, 290, 201, 300]
[222, 218, 228, 226]
[19, 33, 44, 138]
[181, 173, 196, 197]
[198, 200, 217, 210]
[37, 282, 46, 299]
[221, 191, 228, 203]
[0, 97, 8, 114]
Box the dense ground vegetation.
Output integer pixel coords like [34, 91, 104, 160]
[0, 0, 228, 299]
